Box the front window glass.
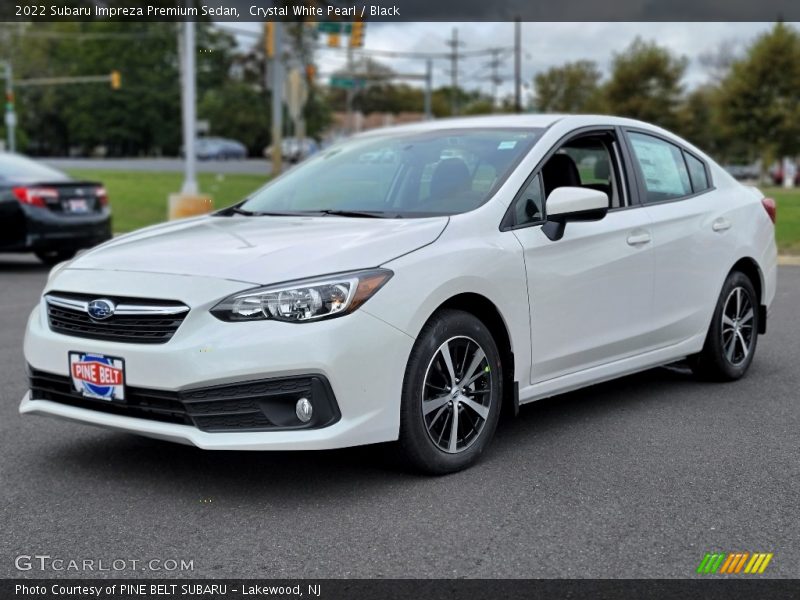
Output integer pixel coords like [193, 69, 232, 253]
[513, 174, 544, 226]
[237, 128, 542, 217]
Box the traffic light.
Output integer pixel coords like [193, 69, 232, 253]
[264, 22, 275, 59]
[327, 33, 340, 48]
[110, 70, 121, 90]
[349, 21, 365, 48]
[5, 90, 13, 112]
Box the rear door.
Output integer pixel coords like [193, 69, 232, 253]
[508, 127, 657, 384]
[622, 129, 733, 347]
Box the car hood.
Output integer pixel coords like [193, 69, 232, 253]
[67, 215, 448, 284]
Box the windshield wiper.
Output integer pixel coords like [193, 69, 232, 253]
[316, 209, 395, 218]
[217, 206, 397, 218]
[218, 206, 313, 217]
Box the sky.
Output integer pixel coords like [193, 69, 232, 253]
[225, 21, 786, 104]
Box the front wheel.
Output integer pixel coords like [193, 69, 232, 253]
[398, 309, 503, 475]
[689, 271, 759, 381]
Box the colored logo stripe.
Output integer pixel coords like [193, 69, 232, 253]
[697, 552, 773, 574]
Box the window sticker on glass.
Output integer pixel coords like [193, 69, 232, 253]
[498, 141, 518, 150]
[630, 136, 688, 196]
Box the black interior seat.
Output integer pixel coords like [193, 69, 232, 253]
[542, 153, 581, 197]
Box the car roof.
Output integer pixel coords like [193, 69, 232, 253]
[348, 113, 713, 162]
[353, 113, 665, 137]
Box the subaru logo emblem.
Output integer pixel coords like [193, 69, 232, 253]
[87, 299, 115, 320]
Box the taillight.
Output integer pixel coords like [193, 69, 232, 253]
[95, 186, 109, 207]
[12, 186, 59, 207]
[761, 197, 776, 224]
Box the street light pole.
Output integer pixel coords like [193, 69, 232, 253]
[180, 20, 198, 195]
[514, 18, 522, 113]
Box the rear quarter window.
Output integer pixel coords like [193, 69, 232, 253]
[684, 152, 711, 193]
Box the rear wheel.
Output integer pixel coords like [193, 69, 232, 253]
[398, 309, 503, 475]
[35, 249, 76, 266]
[689, 271, 759, 381]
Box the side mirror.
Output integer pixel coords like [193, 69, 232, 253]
[542, 186, 609, 241]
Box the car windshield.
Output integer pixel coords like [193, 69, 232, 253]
[0, 154, 69, 182]
[236, 128, 542, 218]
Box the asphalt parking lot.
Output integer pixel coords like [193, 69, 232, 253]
[1, 254, 798, 579]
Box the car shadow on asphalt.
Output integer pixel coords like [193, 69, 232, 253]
[0, 256, 49, 272]
[32, 363, 705, 500]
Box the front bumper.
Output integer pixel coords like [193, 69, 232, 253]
[21, 271, 415, 450]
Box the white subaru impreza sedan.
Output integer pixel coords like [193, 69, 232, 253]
[21, 115, 777, 474]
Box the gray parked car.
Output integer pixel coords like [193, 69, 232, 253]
[194, 137, 247, 160]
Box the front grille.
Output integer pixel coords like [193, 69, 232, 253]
[46, 292, 189, 344]
[28, 369, 340, 432]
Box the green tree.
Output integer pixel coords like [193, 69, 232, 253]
[676, 85, 720, 154]
[717, 22, 800, 165]
[199, 83, 270, 155]
[0, 21, 239, 156]
[533, 60, 602, 113]
[603, 38, 687, 130]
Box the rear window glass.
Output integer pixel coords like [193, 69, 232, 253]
[628, 132, 692, 203]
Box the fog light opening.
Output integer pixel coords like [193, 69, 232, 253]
[295, 397, 313, 423]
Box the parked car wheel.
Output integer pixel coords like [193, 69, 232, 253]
[34, 249, 77, 266]
[398, 309, 503, 474]
[690, 271, 759, 381]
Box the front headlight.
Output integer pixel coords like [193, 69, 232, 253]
[210, 268, 393, 323]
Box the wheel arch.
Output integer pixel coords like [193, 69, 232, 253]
[430, 293, 518, 417]
[728, 256, 766, 334]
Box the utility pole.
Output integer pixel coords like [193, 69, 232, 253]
[345, 42, 355, 133]
[3, 61, 14, 152]
[445, 28, 463, 116]
[269, 21, 284, 175]
[179, 20, 197, 195]
[486, 48, 504, 111]
[514, 18, 522, 113]
[424, 58, 432, 120]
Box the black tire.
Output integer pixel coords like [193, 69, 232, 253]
[35, 249, 76, 266]
[689, 271, 759, 381]
[398, 309, 503, 475]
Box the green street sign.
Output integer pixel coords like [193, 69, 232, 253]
[329, 76, 364, 89]
[317, 22, 352, 34]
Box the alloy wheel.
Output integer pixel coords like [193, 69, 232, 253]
[721, 286, 755, 366]
[421, 335, 493, 454]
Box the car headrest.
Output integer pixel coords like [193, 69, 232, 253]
[429, 158, 471, 199]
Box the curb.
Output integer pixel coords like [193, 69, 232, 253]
[778, 255, 800, 266]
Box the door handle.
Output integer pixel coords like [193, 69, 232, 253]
[626, 232, 652, 246]
[712, 218, 732, 232]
